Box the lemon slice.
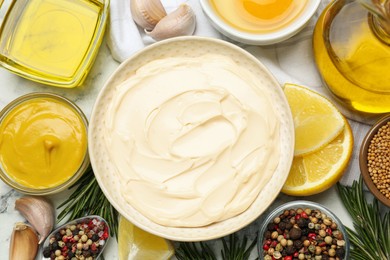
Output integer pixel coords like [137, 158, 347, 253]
[118, 215, 174, 260]
[284, 83, 345, 156]
[282, 119, 353, 196]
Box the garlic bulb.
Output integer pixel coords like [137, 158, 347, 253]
[9, 222, 39, 260]
[15, 196, 54, 244]
[130, 0, 167, 31]
[146, 4, 196, 41]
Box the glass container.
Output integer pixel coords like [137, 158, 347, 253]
[0, 0, 109, 88]
[0, 93, 90, 195]
[313, 0, 390, 119]
[258, 200, 350, 259]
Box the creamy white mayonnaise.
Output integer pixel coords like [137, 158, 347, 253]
[104, 54, 280, 227]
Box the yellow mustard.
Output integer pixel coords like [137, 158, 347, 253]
[0, 97, 87, 189]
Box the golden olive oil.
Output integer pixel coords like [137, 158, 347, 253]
[313, 0, 390, 114]
[0, 0, 107, 87]
[210, 0, 308, 33]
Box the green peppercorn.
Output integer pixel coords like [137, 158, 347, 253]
[308, 244, 316, 254]
[273, 251, 282, 259]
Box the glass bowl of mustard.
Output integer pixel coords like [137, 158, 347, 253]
[258, 200, 350, 260]
[0, 93, 90, 195]
[0, 0, 109, 88]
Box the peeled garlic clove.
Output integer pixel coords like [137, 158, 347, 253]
[9, 222, 39, 260]
[131, 0, 167, 31]
[15, 196, 54, 244]
[146, 4, 196, 41]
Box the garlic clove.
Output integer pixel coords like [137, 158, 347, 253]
[9, 222, 39, 260]
[130, 0, 167, 31]
[145, 4, 196, 41]
[15, 196, 54, 244]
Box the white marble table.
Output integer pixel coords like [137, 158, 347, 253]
[0, 35, 373, 259]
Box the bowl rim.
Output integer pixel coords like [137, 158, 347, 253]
[88, 36, 295, 241]
[0, 92, 90, 195]
[359, 114, 390, 207]
[257, 200, 350, 259]
[199, 0, 321, 45]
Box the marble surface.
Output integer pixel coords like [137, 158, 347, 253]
[0, 34, 385, 259]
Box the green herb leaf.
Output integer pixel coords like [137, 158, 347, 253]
[176, 233, 258, 260]
[57, 169, 119, 239]
[337, 177, 390, 260]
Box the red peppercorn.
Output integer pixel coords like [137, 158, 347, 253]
[263, 244, 270, 251]
[295, 214, 301, 220]
[308, 233, 317, 240]
[284, 256, 293, 260]
[326, 228, 332, 235]
[91, 243, 97, 251]
[318, 242, 326, 247]
[271, 240, 278, 247]
[294, 252, 299, 257]
[301, 212, 308, 218]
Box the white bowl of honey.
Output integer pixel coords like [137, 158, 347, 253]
[200, 0, 321, 45]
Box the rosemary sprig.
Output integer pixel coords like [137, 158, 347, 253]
[221, 233, 258, 260]
[175, 233, 259, 260]
[337, 177, 390, 260]
[175, 241, 217, 260]
[57, 169, 119, 238]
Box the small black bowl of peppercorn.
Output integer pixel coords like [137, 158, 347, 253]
[258, 200, 349, 260]
[40, 215, 110, 260]
[360, 114, 390, 208]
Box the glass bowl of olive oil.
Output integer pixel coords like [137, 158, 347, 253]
[0, 0, 109, 88]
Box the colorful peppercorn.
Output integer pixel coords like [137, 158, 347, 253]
[42, 217, 109, 260]
[261, 207, 346, 260]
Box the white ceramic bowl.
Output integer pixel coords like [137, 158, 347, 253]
[200, 0, 321, 45]
[89, 36, 294, 241]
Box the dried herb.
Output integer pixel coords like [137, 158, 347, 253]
[337, 177, 390, 260]
[57, 169, 119, 239]
[175, 233, 258, 260]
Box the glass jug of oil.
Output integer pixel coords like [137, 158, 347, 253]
[313, 0, 390, 119]
[0, 0, 109, 88]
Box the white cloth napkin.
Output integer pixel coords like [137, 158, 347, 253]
[106, 0, 373, 187]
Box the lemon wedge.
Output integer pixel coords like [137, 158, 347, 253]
[282, 117, 353, 196]
[284, 83, 345, 156]
[118, 216, 174, 260]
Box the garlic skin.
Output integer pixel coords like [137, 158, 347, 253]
[130, 0, 167, 31]
[15, 196, 54, 244]
[9, 222, 39, 260]
[146, 4, 196, 41]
